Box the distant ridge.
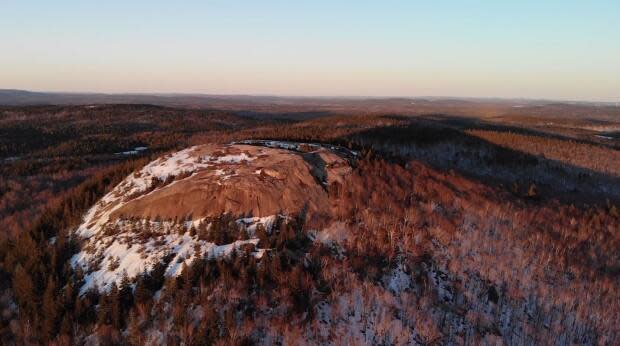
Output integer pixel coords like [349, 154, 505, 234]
[1, 89, 616, 108]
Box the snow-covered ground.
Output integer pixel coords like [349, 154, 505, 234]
[71, 144, 275, 293]
[76, 146, 209, 238]
[71, 216, 276, 294]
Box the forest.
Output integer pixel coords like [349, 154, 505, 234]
[0, 104, 618, 344]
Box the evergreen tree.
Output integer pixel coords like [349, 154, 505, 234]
[256, 223, 269, 247]
[12, 264, 34, 314]
[109, 284, 122, 329]
[126, 310, 143, 345]
[98, 293, 111, 325]
[134, 274, 151, 305]
[42, 277, 59, 339]
[119, 272, 134, 312]
[60, 314, 72, 339]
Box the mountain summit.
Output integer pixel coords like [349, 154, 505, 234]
[71, 141, 354, 292]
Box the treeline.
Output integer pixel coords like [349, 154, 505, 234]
[0, 105, 251, 159]
[0, 158, 147, 343]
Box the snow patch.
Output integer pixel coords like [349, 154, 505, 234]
[384, 264, 412, 294]
[72, 217, 274, 294]
[210, 152, 255, 164]
[76, 146, 213, 238]
[236, 215, 278, 237]
[595, 134, 614, 140]
[71, 144, 284, 293]
[315, 221, 349, 246]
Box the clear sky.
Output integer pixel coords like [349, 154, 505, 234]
[1, 1, 618, 101]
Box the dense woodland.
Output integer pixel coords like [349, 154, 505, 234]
[0, 105, 264, 240]
[0, 104, 619, 344]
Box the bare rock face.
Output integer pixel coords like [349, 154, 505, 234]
[71, 141, 354, 292]
[112, 143, 351, 220]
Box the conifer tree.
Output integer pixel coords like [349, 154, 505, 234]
[12, 264, 34, 314]
[42, 277, 59, 339]
[109, 284, 122, 329]
[119, 271, 134, 311]
[136, 286, 152, 309]
[60, 314, 72, 339]
[126, 310, 143, 345]
[98, 293, 111, 326]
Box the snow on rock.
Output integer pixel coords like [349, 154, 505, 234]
[71, 217, 273, 294]
[71, 141, 355, 294]
[75, 146, 214, 238]
[140, 146, 209, 182]
[69, 144, 287, 294]
[236, 215, 278, 237]
[211, 152, 255, 164]
[75, 145, 266, 239]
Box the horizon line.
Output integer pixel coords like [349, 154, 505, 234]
[1, 88, 619, 105]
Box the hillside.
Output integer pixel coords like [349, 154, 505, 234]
[53, 141, 620, 344]
[0, 105, 618, 345]
[71, 142, 354, 293]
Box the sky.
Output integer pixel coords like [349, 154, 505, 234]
[1, 1, 619, 101]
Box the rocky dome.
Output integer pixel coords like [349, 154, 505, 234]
[109, 142, 351, 222]
[71, 141, 355, 292]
